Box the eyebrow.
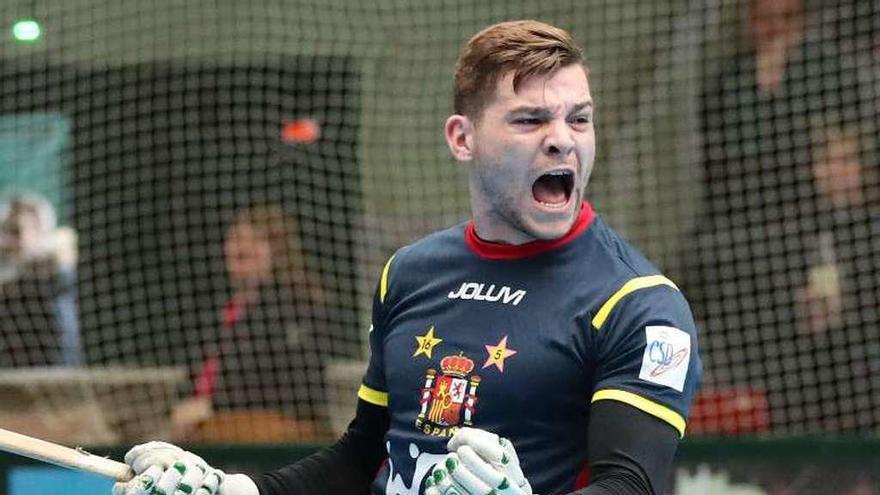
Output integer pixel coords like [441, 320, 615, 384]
[507, 101, 593, 117]
[569, 102, 594, 114]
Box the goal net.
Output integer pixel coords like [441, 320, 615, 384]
[0, 0, 877, 444]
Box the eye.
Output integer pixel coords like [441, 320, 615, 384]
[570, 113, 592, 125]
[512, 117, 542, 126]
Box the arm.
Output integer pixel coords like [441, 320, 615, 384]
[254, 398, 389, 495]
[115, 398, 388, 495]
[570, 399, 679, 495]
[582, 282, 700, 494]
[425, 401, 678, 495]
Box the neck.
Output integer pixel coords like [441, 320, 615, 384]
[471, 217, 533, 246]
[231, 280, 262, 303]
[468, 183, 534, 245]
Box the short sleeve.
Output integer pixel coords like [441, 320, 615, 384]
[357, 253, 399, 408]
[591, 280, 702, 437]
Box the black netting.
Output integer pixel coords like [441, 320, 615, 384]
[0, 0, 877, 444]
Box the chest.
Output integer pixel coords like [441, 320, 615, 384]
[380, 270, 602, 436]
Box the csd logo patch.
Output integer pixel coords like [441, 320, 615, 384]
[415, 353, 481, 438]
[639, 325, 691, 392]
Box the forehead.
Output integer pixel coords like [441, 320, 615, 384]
[229, 222, 258, 238]
[488, 64, 591, 113]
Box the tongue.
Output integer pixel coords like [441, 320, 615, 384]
[533, 175, 568, 205]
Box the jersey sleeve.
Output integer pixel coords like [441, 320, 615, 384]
[357, 252, 400, 408]
[590, 275, 702, 437]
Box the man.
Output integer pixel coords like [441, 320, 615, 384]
[0, 193, 80, 367]
[115, 20, 701, 495]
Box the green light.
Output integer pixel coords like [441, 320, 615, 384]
[12, 19, 42, 42]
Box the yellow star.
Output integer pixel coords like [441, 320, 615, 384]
[483, 335, 518, 373]
[413, 326, 443, 359]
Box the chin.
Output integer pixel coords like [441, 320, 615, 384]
[527, 198, 579, 238]
[524, 213, 578, 241]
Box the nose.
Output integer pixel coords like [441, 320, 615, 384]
[542, 120, 575, 157]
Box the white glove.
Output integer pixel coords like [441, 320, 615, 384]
[425, 428, 535, 495]
[112, 441, 259, 495]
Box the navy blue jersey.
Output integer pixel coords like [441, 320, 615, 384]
[359, 203, 701, 495]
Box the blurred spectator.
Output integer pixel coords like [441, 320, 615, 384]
[171, 204, 331, 441]
[0, 193, 80, 367]
[683, 0, 880, 433]
[794, 122, 880, 431]
[687, 0, 814, 407]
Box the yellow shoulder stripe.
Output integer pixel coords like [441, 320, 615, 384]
[591, 275, 678, 329]
[380, 254, 396, 303]
[358, 384, 389, 407]
[592, 389, 686, 437]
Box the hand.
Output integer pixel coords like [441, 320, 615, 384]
[798, 263, 844, 334]
[112, 441, 258, 495]
[425, 428, 535, 495]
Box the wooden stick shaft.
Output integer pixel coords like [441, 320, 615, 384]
[0, 427, 133, 481]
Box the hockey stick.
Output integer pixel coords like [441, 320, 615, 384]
[0, 427, 134, 481]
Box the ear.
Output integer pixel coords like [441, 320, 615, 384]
[445, 114, 474, 162]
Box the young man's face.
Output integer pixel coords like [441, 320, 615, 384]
[465, 63, 595, 243]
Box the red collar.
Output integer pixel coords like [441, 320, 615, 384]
[465, 202, 595, 260]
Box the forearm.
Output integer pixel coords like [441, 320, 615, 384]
[567, 473, 651, 495]
[254, 399, 389, 495]
[566, 400, 680, 495]
[254, 440, 376, 495]
[565, 452, 653, 495]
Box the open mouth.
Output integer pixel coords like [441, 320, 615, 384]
[532, 170, 574, 207]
